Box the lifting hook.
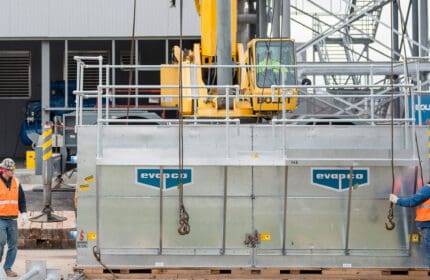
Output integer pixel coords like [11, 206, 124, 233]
[385, 204, 395, 230]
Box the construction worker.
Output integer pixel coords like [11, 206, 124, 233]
[0, 158, 27, 277]
[257, 50, 288, 86]
[390, 184, 430, 267]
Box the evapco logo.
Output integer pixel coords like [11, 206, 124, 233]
[311, 168, 369, 191]
[136, 168, 192, 190]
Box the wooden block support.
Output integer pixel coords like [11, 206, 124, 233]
[18, 210, 76, 249]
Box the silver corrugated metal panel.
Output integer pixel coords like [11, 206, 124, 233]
[75, 125, 429, 268]
[0, 0, 200, 38]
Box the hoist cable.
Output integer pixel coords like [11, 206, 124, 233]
[126, 0, 137, 119]
[276, 0, 285, 114]
[257, 1, 277, 120]
[91, 0, 137, 272]
[92, 246, 116, 279]
[385, 0, 396, 231]
[385, 0, 425, 230]
[177, 0, 190, 235]
[397, 0, 425, 187]
[415, 133, 425, 187]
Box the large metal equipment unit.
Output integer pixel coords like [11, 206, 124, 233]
[74, 58, 429, 269]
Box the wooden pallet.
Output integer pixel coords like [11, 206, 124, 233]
[76, 267, 430, 280]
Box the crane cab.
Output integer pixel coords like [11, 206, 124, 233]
[246, 39, 298, 114]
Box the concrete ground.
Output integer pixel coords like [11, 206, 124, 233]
[4, 249, 76, 279]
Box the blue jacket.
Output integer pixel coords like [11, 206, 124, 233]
[397, 185, 430, 227]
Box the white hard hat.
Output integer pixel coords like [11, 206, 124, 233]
[0, 158, 16, 171]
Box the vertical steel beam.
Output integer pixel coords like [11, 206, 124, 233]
[165, 39, 169, 64]
[419, 0, 428, 57]
[135, 39, 139, 106]
[217, 0, 233, 107]
[281, 0, 291, 38]
[258, 0, 267, 37]
[392, 2, 401, 116]
[392, 1, 400, 61]
[41, 41, 50, 125]
[64, 40, 69, 108]
[237, 0, 249, 46]
[413, 0, 419, 56]
[112, 40, 116, 107]
[272, 0, 281, 37]
[419, 0, 429, 88]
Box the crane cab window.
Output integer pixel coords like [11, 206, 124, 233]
[255, 41, 295, 88]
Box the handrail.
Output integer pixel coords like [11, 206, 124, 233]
[72, 83, 416, 125]
[72, 56, 424, 160]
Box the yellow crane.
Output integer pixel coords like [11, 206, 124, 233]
[160, 0, 297, 119]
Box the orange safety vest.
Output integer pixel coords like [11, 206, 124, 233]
[416, 197, 430, 222]
[0, 177, 19, 217]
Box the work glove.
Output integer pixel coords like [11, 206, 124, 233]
[20, 212, 28, 226]
[389, 194, 398, 204]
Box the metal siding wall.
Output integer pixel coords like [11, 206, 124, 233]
[0, 100, 28, 158]
[0, 41, 41, 159]
[0, 0, 200, 38]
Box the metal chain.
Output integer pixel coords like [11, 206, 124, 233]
[177, 0, 190, 235]
[386, 205, 395, 230]
[178, 184, 190, 235]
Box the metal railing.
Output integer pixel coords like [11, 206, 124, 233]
[72, 56, 429, 126]
[72, 56, 425, 159]
[74, 56, 428, 121]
